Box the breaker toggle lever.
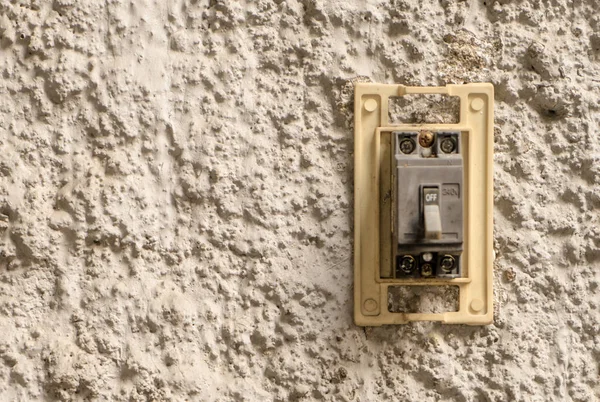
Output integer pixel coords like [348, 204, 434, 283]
[423, 187, 442, 239]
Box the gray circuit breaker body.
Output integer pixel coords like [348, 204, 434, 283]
[393, 131, 464, 279]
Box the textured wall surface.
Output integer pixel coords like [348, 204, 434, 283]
[1, 0, 599, 401]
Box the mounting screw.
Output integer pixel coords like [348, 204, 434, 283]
[399, 138, 416, 154]
[440, 255, 456, 272]
[399, 255, 416, 274]
[421, 263, 433, 277]
[440, 137, 456, 154]
[418, 131, 434, 148]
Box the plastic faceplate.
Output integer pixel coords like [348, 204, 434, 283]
[353, 83, 494, 326]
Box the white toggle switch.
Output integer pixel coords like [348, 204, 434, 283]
[423, 187, 442, 239]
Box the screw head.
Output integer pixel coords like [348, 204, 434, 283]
[440, 137, 456, 154]
[418, 131, 434, 148]
[421, 263, 433, 277]
[399, 255, 416, 274]
[399, 138, 416, 154]
[440, 255, 456, 272]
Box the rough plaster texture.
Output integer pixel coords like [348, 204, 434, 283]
[0, 0, 599, 401]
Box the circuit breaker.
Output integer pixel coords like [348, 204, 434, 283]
[392, 131, 463, 279]
[353, 83, 494, 326]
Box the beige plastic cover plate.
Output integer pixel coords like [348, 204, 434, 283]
[354, 83, 494, 326]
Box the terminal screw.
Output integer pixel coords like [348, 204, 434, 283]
[421, 263, 433, 277]
[440, 137, 456, 153]
[418, 131, 434, 148]
[399, 138, 416, 154]
[399, 255, 416, 274]
[440, 255, 456, 272]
